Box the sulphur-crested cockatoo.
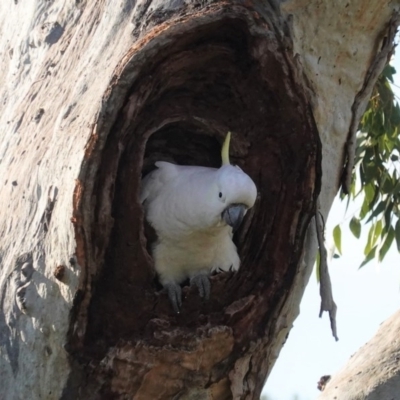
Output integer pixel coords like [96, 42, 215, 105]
[140, 132, 257, 312]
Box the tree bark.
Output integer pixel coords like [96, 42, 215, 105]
[0, 1, 398, 399]
[318, 310, 400, 400]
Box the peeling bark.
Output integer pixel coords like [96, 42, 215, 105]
[0, 0, 398, 399]
[315, 204, 338, 342]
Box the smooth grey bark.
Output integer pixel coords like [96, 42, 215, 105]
[0, 0, 398, 399]
[318, 310, 400, 400]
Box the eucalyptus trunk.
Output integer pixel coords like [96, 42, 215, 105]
[0, 1, 398, 399]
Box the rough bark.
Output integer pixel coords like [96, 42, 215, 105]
[318, 310, 400, 400]
[0, 0, 398, 399]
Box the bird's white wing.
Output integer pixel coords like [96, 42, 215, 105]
[140, 161, 180, 204]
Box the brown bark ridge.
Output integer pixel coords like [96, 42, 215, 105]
[0, 0, 398, 399]
[318, 310, 400, 400]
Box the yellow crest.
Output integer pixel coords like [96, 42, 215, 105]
[221, 131, 231, 165]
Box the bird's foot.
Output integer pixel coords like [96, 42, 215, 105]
[190, 274, 211, 300]
[164, 282, 182, 313]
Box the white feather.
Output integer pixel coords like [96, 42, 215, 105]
[140, 161, 257, 285]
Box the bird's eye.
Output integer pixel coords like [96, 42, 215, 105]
[219, 192, 223, 198]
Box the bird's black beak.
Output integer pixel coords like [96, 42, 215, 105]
[222, 204, 247, 232]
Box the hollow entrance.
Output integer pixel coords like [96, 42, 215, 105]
[76, 16, 319, 392]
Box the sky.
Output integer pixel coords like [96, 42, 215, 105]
[262, 46, 400, 400]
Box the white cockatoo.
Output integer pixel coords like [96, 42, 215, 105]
[140, 132, 257, 312]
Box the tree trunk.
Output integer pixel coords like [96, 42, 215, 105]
[0, 1, 398, 399]
[318, 310, 400, 400]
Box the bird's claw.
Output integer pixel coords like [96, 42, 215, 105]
[164, 282, 182, 313]
[190, 274, 211, 300]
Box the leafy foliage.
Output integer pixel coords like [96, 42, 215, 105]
[335, 64, 400, 267]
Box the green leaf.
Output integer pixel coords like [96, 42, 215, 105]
[372, 219, 383, 245]
[360, 246, 377, 268]
[391, 103, 400, 125]
[395, 219, 400, 252]
[364, 224, 375, 256]
[364, 183, 375, 203]
[366, 200, 386, 222]
[384, 201, 394, 230]
[333, 225, 342, 255]
[393, 179, 400, 195]
[378, 226, 395, 262]
[382, 64, 396, 82]
[349, 217, 361, 239]
[360, 196, 370, 220]
[364, 163, 379, 185]
[381, 175, 394, 194]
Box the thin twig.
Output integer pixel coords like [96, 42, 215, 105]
[342, 12, 400, 194]
[315, 201, 338, 341]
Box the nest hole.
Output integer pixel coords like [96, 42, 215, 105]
[142, 125, 222, 175]
[83, 18, 318, 354]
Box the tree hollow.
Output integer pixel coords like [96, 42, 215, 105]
[69, 13, 320, 399]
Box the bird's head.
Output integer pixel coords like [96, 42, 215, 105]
[215, 132, 257, 231]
